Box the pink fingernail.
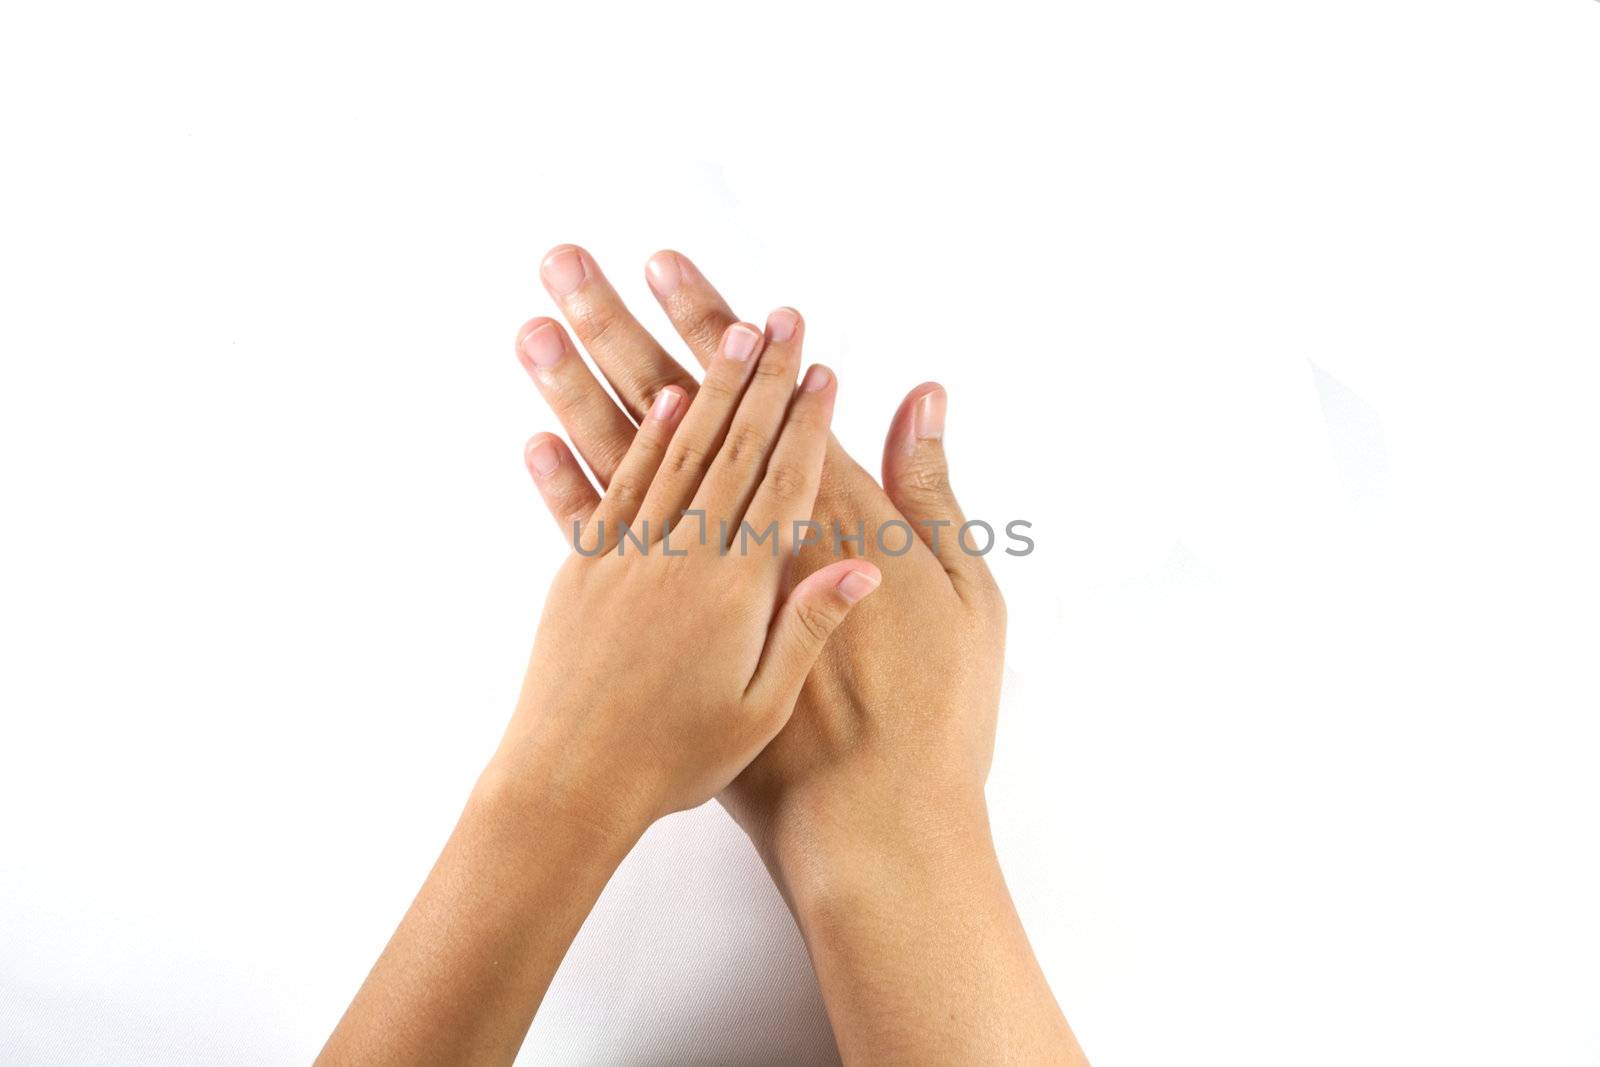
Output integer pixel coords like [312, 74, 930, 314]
[802, 365, 832, 392]
[836, 567, 881, 604]
[651, 387, 683, 421]
[766, 308, 799, 344]
[541, 246, 588, 296]
[527, 439, 560, 477]
[646, 252, 683, 296]
[914, 388, 946, 440]
[519, 322, 564, 369]
[722, 324, 761, 362]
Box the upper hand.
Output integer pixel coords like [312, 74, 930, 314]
[501, 299, 880, 837]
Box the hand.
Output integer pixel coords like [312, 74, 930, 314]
[501, 305, 881, 832]
[320, 304, 883, 1067]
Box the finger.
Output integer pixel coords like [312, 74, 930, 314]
[690, 308, 804, 530]
[523, 433, 602, 543]
[634, 322, 765, 542]
[745, 559, 881, 711]
[584, 385, 689, 552]
[881, 383, 995, 598]
[644, 250, 740, 369]
[515, 317, 636, 486]
[740, 364, 835, 557]
[541, 244, 699, 422]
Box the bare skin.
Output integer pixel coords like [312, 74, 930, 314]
[318, 312, 880, 1065]
[523, 245, 1088, 1065]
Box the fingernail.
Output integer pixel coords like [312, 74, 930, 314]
[651, 386, 683, 421]
[645, 252, 683, 296]
[836, 567, 881, 604]
[527, 439, 560, 477]
[766, 308, 799, 344]
[914, 388, 946, 440]
[519, 322, 564, 369]
[722, 324, 761, 362]
[802, 365, 832, 392]
[541, 246, 587, 296]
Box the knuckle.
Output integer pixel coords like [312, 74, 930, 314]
[789, 393, 828, 424]
[592, 437, 631, 482]
[550, 477, 586, 505]
[763, 460, 811, 500]
[547, 387, 600, 428]
[695, 371, 740, 407]
[667, 440, 710, 475]
[899, 461, 952, 499]
[793, 600, 837, 645]
[571, 385, 621, 422]
[680, 307, 731, 356]
[754, 349, 797, 381]
[573, 302, 622, 348]
[722, 423, 772, 467]
[607, 473, 647, 506]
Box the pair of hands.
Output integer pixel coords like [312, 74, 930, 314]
[506, 245, 1004, 897]
[320, 246, 1082, 1067]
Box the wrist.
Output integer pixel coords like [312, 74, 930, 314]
[754, 781, 996, 918]
[472, 745, 657, 860]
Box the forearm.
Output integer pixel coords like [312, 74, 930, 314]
[771, 793, 1086, 1066]
[318, 761, 642, 1066]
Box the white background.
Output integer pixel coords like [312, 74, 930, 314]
[2, 1, 1598, 1064]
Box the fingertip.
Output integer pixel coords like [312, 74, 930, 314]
[541, 242, 585, 263]
[765, 307, 802, 344]
[901, 380, 945, 416]
[912, 384, 947, 441]
[645, 250, 686, 296]
[540, 244, 590, 296]
[524, 433, 565, 479]
[836, 562, 882, 605]
[886, 382, 948, 462]
[719, 321, 764, 363]
[515, 317, 567, 371]
[801, 364, 834, 393]
[515, 315, 559, 344]
[649, 384, 687, 422]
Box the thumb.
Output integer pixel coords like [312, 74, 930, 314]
[746, 559, 881, 712]
[881, 383, 989, 593]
